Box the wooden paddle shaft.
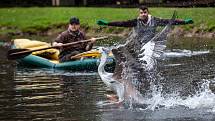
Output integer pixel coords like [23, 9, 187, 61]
[10, 36, 108, 56]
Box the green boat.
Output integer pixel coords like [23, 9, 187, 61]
[17, 54, 115, 71]
[13, 39, 115, 71]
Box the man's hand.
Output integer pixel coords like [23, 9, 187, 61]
[96, 19, 109, 26]
[184, 18, 194, 24]
[90, 37, 96, 43]
[53, 42, 63, 49]
[53, 42, 63, 46]
[85, 37, 96, 51]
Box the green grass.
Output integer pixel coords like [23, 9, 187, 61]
[0, 7, 215, 34]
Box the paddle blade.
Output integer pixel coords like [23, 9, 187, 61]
[7, 48, 32, 60]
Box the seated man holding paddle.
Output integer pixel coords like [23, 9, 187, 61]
[53, 17, 96, 62]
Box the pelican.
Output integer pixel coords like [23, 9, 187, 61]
[98, 47, 145, 105]
[97, 12, 177, 108]
[97, 47, 125, 104]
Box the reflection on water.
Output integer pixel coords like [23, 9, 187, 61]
[0, 45, 215, 121]
[0, 67, 107, 121]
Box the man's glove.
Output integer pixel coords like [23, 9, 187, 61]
[96, 19, 109, 26]
[184, 18, 194, 24]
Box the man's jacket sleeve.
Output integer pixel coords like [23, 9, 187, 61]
[108, 19, 137, 27]
[154, 17, 186, 26]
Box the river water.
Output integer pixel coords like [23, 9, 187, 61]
[0, 45, 215, 121]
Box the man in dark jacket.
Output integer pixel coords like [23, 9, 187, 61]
[97, 6, 193, 29]
[53, 17, 96, 62]
[97, 6, 193, 52]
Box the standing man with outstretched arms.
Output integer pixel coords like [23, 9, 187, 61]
[97, 6, 193, 32]
[96, 6, 194, 80]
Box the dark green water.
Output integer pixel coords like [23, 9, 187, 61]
[0, 43, 215, 121]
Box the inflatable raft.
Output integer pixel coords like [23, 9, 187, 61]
[13, 39, 115, 71]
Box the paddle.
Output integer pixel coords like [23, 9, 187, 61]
[7, 36, 108, 60]
[70, 50, 100, 59]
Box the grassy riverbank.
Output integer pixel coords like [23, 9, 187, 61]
[0, 7, 214, 36]
[0, 7, 215, 51]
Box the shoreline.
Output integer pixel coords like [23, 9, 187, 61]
[1, 7, 214, 41]
[0, 25, 215, 42]
[1, 25, 215, 51]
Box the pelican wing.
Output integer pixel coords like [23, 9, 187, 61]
[139, 11, 177, 70]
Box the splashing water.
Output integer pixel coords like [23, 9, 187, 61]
[143, 79, 215, 111]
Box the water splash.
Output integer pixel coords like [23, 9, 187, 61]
[144, 79, 215, 111]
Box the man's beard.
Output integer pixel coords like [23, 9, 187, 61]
[139, 15, 148, 23]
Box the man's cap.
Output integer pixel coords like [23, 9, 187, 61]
[70, 17, 80, 25]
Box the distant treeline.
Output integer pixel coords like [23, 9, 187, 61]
[0, 0, 52, 7]
[0, 0, 214, 7]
